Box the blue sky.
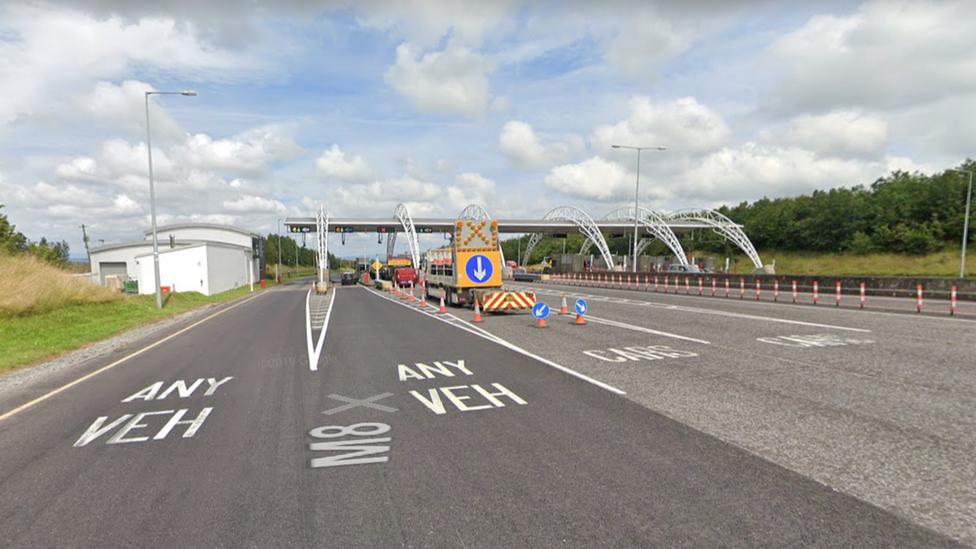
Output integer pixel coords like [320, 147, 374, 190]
[0, 0, 973, 260]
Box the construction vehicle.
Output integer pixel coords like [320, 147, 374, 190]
[424, 219, 535, 312]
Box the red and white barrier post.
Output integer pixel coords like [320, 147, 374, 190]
[917, 284, 923, 313]
[739, 278, 745, 299]
[951, 286, 957, 316]
[774, 280, 779, 302]
[685, 277, 690, 295]
[792, 280, 798, 304]
[835, 282, 841, 307]
[859, 283, 866, 309]
[725, 278, 730, 298]
[711, 278, 717, 297]
[755, 279, 761, 300]
[664, 276, 669, 293]
[655, 275, 659, 292]
[813, 281, 819, 305]
[698, 277, 703, 296]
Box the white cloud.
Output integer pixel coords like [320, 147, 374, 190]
[354, 0, 522, 49]
[315, 145, 372, 182]
[544, 157, 635, 202]
[499, 121, 582, 170]
[446, 172, 496, 211]
[74, 80, 185, 141]
[781, 110, 888, 159]
[764, 0, 976, 116]
[593, 97, 729, 156]
[222, 195, 286, 213]
[384, 41, 497, 117]
[175, 126, 303, 178]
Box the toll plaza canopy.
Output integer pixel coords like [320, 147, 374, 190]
[286, 203, 763, 283]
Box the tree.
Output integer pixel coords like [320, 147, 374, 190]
[0, 204, 28, 255]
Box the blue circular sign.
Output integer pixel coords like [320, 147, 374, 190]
[532, 302, 550, 319]
[464, 254, 494, 284]
[575, 299, 588, 316]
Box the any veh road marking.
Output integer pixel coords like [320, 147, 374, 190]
[366, 290, 626, 395]
[0, 293, 265, 424]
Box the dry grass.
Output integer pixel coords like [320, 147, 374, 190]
[0, 253, 123, 317]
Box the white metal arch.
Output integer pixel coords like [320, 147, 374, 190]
[387, 203, 422, 269]
[456, 204, 506, 264]
[596, 207, 688, 266]
[664, 208, 764, 269]
[523, 206, 613, 270]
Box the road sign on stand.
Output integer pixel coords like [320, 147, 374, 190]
[575, 299, 588, 316]
[532, 302, 550, 319]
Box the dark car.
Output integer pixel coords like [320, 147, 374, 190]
[340, 272, 357, 286]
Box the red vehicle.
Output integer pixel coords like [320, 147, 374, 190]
[392, 267, 418, 286]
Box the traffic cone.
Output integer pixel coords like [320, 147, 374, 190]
[439, 296, 447, 313]
[473, 297, 483, 323]
[536, 316, 547, 328]
[573, 313, 586, 325]
[389, 284, 394, 294]
[559, 293, 569, 315]
[312, 281, 317, 292]
[409, 285, 415, 302]
[420, 288, 428, 307]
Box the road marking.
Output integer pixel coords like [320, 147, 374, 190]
[306, 289, 336, 371]
[585, 315, 711, 344]
[510, 285, 871, 333]
[0, 294, 264, 424]
[366, 290, 626, 395]
[323, 393, 398, 415]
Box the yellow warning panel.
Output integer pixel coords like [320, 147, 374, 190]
[456, 250, 503, 288]
[456, 219, 499, 252]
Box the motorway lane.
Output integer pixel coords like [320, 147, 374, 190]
[0, 281, 968, 548]
[469, 280, 976, 546]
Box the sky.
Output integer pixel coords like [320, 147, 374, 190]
[1, 0, 974, 260]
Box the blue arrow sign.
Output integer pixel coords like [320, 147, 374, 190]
[532, 302, 550, 319]
[464, 254, 493, 283]
[575, 298, 588, 316]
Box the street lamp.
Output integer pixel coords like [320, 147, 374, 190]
[950, 168, 974, 279]
[145, 89, 197, 309]
[612, 144, 667, 272]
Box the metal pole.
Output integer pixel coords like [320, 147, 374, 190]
[952, 169, 974, 279]
[277, 218, 282, 283]
[633, 148, 641, 273]
[145, 92, 162, 310]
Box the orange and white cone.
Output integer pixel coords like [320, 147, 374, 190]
[409, 285, 415, 302]
[559, 293, 569, 315]
[573, 313, 586, 325]
[420, 290, 427, 307]
[439, 296, 447, 313]
[473, 297, 483, 322]
[389, 284, 394, 294]
[536, 316, 547, 328]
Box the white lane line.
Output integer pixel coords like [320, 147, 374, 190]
[305, 289, 336, 371]
[585, 315, 711, 345]
[366, 289, 626, 395]
[512, 285, 871, 333]
[0, 293, 266, 423]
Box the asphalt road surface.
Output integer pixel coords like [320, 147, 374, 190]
[0, 278, 971, 548]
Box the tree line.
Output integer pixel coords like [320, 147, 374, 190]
[501, 162, 975, 263]
[264, 233, 339, 270]
[0, 205, 71, 265]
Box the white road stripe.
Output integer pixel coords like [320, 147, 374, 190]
[305, 289, 336, 371]
[584, 315, 711, 345]
[365, 289, 626, 395]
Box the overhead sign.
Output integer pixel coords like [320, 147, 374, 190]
[532, 302, 550, 319]
[575, 299, 588, 316]
[416, 227, 434, 234]
[457, 251, 502, 288]
[290, 226, 312, 233]
[455, 219, 498, 253]
[334, 227, 355, 233]
[388, 257, 412, 267]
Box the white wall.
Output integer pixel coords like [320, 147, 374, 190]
[137, 245, 209, 295]
[90, 243, 154, 282]
[206, 244, 252, 295]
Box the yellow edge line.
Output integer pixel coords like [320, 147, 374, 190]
[0, 293, 265, 423]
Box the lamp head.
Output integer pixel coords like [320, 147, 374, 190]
[181, 90, 198, 96]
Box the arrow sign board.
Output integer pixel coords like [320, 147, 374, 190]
[575, 299, 588, 316]
[532, 302, 550, 319]
[458, 251, 501, 288]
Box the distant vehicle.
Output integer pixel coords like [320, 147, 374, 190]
[665, 264, 702, 273]
[340, 272, 357, 286]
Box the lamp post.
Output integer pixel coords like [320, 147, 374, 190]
[950, 168, 974, 279]
[611, 144, 666, 272]
[277, 218, 282, 283]
[145, 89, 197, 309]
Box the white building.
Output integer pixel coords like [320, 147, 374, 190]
[89, 223, 265, 296]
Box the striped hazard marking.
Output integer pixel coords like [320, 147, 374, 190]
[482, 291, 536, 312]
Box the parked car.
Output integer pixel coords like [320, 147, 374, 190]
[340, 272, 357, 286]
[665, 264, 702, 273]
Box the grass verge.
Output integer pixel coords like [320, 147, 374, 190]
[0, 286, 261, 374]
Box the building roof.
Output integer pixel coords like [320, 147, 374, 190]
[142, 222, 264, 240]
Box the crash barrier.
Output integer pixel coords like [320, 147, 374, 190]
[544, 272, 974, 315]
